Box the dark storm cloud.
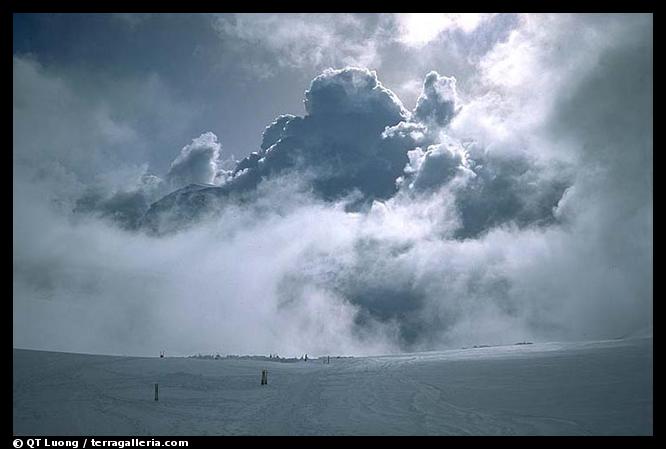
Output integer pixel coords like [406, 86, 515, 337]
[141, 67, 414, 232]
[260, 114, 296, 150]
[402, 139, 473, 192]
[453, 152, 572, 239]
[142, 66, 570, 239]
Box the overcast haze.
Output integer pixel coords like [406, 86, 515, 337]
[13, 13, 652, 357]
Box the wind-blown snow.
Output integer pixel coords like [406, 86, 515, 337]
[13, 337, 652, 435]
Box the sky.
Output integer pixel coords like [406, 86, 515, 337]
[13, 13, 653, 357]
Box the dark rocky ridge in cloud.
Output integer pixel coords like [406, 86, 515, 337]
[74, 188, 150, 230]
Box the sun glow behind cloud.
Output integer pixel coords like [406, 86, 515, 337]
[396, 13, 486, 47]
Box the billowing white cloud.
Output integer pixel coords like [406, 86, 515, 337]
[166, 132, 224, 187]
[413, 71, 460, 127]
[403, 139, 474, 192]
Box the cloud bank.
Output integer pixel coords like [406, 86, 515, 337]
[13, 14, 652, 357]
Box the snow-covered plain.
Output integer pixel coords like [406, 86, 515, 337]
[13, 337, 652, 435]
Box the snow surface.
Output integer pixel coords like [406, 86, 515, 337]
[13, 337, 652, 435]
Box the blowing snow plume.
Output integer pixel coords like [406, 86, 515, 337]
[13, 14, 652, 357]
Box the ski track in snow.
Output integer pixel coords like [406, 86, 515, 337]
[13, 337, 652, 435]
